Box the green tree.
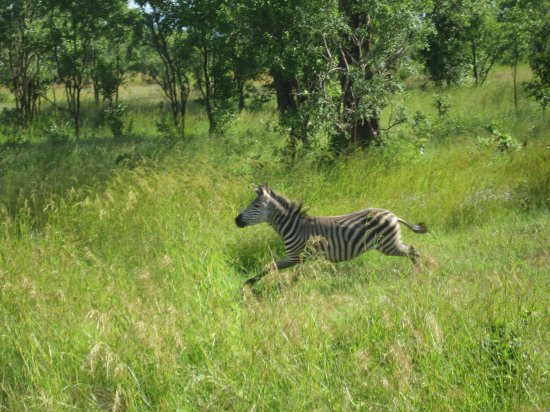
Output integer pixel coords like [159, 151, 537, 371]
[92, 7, 142, 106]
[499, 0, 530, 112]
[327, 0, 428, 147]
[46, 0, 127, 137]
[225, 3, 263, 112]
[421, 0, 470, 86]
[242, 0, 332, 151]
[464, 0, 502, 87]
[524, 1, 549, 118]
[0, 0, 50, 123]
[240, 0, 428, 151]
[183, 0, 241, 133]
[136, 0, 191, 136]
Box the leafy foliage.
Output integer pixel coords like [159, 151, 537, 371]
[524, 9, 550, 117]
[135, 0, 192, 135]
[0, 0, 51, 122]
[421, 0, 470, 86]
[0, 0, 548, 149]
[433, 94, 450, 117]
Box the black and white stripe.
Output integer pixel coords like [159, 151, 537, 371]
[235, 185, 427, 285]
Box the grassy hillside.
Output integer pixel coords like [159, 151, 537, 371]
[1, 68, 549, 410]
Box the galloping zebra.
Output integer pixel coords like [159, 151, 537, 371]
[235, 185, 427, 286]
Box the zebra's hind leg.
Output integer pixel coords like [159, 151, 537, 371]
[244, 257, 299, 286]
[244, 273, 264, 286]
[407, 245, 420, 264]
[244, 265, 272, 286]
[378, 243, 420, 264]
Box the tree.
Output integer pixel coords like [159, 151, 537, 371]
[136, 0, 191, 136]
[239, 0, 342, 153]
[0, 0, 50, 123]
[499, 0, 530, 112]
[183, 0, 240, 133]
[328, 0, 428, 147]
[421, 0, 470, 86]
[240, 0, 428, 151]
[46, 0, 127, 137]
[92, 7, 142, 106]
[464, 0, 502, 87]
[525, 20, 549, 118]
[225, 3, 263, 113]
[499, 0, 549, 116]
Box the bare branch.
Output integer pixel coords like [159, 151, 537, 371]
[38, 93, 71, 113]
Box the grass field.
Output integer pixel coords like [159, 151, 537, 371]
[1, 67, 549, 410]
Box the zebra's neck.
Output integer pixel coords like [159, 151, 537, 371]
[267, 196, 307, 238]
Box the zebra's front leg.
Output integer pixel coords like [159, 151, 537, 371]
[244, 256, 300, 286]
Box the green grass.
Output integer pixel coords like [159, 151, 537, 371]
[1, 67, 549, 410]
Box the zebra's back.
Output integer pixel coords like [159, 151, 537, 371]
[307, 208, 403, 262]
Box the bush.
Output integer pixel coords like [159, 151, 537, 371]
[486, 123, 522, 152]
[44, 121, 72, 143]
[433, 94, 450, 117]
[104, 104, 126, 138]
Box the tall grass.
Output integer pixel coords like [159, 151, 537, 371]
[0, 67, 549, 410]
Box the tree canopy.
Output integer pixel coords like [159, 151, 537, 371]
[0, 0, 547, 145]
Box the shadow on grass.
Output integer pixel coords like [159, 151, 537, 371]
[0, 135, 178, 231]
[226, 235, 282, 276]
[230, 237, 392, 300]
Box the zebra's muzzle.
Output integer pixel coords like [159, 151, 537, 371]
[235, 214, 246, 228]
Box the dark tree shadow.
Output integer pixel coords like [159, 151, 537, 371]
[0, 135, 177, 231]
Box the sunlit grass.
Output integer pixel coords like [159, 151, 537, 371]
[0, 67, 549, 410]
[390, 65, 541, 143]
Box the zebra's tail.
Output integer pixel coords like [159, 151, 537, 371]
[397, 218, 428, 234]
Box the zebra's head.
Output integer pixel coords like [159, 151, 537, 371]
[235, 184, 274, 228]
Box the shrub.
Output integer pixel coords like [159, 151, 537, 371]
[104, 104, 126, 138]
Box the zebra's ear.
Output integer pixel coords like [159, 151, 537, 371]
[254, 183, 271, 196]
[263, 184, 274, 195]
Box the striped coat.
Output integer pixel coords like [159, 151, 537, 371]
[236, 185, 427, 286]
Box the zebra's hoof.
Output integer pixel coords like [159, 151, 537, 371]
[244, 277, 258, 287]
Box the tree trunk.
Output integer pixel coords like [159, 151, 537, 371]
[237, 78, 245, 112]
[351, 119, 380, 147]
[513, 43, 519, 114]
[179, 91, 187, 137]
[204, 73, 216, 133]
[195, 45, 216, 133]
[336, 0, 381, 148]
[271, 68, 302, 156]
[472, 40, 479, 86]
[75, 86, 81, 138]
[272, 68, 297, 116]
[6, 17, 41, 125]
[93, 77, 100, 105]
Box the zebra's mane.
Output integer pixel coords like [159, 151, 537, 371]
[265, 187, 308, 219]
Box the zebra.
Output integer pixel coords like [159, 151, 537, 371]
[235, 184, 427, 286]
